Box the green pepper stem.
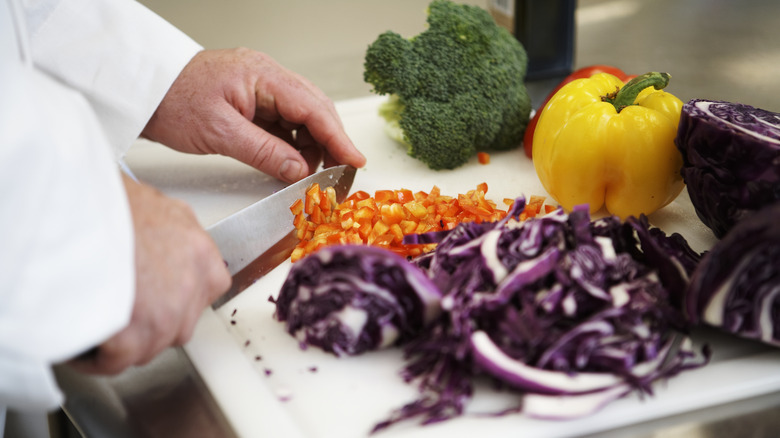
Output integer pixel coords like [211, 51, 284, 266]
[604, 72, 671, 112]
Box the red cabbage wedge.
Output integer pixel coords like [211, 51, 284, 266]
[685, 203, 780, 345]
[675, 99, 780, 238]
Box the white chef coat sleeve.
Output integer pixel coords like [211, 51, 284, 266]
[23, 0, 204, 157]
[0, 0, 134, 411]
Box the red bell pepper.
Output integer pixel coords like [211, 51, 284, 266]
[523, 65, 636, 158]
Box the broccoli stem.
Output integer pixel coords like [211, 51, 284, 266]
[604, 72, 671, 112]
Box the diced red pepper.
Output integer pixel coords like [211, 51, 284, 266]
[288, 182, 551, 262]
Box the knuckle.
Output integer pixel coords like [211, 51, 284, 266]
[248, 135, 279, 170]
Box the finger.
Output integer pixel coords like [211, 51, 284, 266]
[323, 150, 340, 169]
[260, 73, 366, 169]
[176, 297, 210, 346]
[220, 111, 311, 182]
[295, 127, 325, 174]
[68, 326, 156, 375]
[289, 71, 345, 130]
[259, 122, 296, 147]
[199, 237, 233, 306]
[254, 121, 323, 176]
[255, 66, 337, 123]
[177, 263, 228, 346]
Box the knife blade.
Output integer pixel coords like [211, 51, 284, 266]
[208, 165, 357, 309]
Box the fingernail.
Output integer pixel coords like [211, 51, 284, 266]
[280, 159, 304, 182]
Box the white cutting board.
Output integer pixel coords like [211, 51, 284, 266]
[181, 95, 780, 438]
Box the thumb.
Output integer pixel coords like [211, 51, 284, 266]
[221, 117, 310, 183]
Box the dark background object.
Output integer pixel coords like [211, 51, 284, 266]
[489, 0, 576, 80]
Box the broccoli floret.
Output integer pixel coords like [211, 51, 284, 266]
[364, 0, 531, 170]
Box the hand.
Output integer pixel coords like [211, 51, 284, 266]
[70, 175, 231, 374]
[141, 48, 366, 183]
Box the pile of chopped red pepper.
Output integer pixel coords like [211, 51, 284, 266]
[289, 184, 552, 262]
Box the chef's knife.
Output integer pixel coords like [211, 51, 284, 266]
[208, 165, 357, 309]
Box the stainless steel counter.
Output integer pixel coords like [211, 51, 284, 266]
[58, 1, 780, 437]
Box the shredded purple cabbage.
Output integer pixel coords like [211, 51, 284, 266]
[375, 199, 707, 430]
[685, 202, 780, 345]
[274, 198, 709, 430]
[274, 244, 442, 356]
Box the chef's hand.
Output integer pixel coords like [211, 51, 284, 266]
[70, 175, 231, 375]
[141, 48, 366, 183]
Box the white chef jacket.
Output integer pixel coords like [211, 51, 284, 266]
[0, 0, 202, 413]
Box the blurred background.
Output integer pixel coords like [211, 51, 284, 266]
[137, 0, 780, 110]
[138, 0, 489, 101]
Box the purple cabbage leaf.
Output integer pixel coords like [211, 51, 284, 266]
[684, 202, 780, 345]
[675, 99, 780, 238]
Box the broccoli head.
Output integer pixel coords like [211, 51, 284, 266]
[364, 0, 531, 170]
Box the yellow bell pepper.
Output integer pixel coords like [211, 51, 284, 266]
[532, 72, 685, 219]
